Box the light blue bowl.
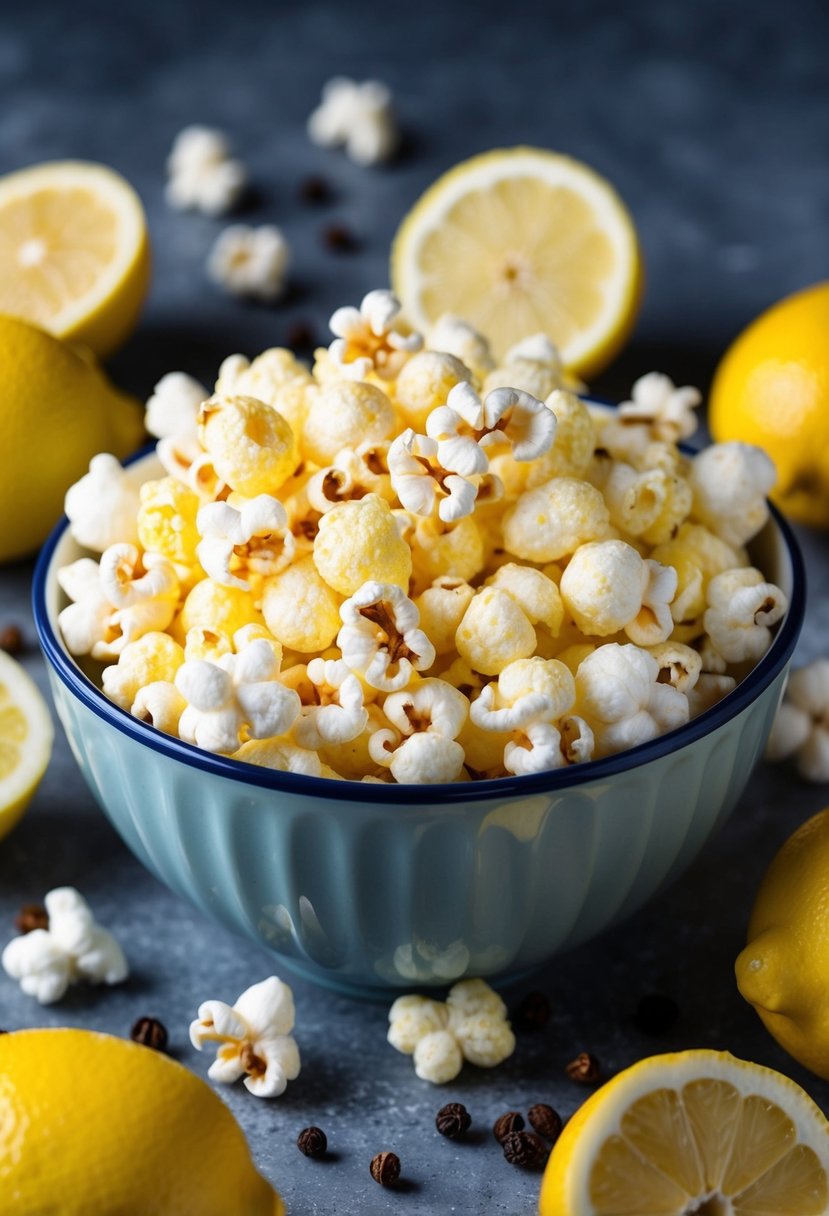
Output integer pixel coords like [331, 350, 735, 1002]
[33, 451, 805, 997]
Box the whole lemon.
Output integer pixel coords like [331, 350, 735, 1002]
[0, 1028, 284, 1214]
[736, 805, 829, 1079]
[0, 315, 144, 561]
[709, 281, 829, 528]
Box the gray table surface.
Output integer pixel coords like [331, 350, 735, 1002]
[2, 0, 829, 1211]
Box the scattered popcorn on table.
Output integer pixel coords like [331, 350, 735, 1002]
[308, 77, 398, 166]
[765, 658, 829, 782]
[190, 975, 300, 1098]
[388, 978, 515, 1083]
[166, 124, 248, 216]
[2, 887, 128, 1004]
[56, 297, 790, 783]
[207, 225, 291, 302]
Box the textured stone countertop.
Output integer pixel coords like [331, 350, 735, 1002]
[1, 0, 829, 1211]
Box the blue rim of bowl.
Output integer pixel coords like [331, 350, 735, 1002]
[33, 437, 807, 806]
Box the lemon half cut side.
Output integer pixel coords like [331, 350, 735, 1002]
[392, 147, 642, 377]
[0, 160, 150, 357]
[539, 1049, 829, 1216]
[0, 649, 53, 841]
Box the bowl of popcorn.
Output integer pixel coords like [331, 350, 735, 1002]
[34, 292, 805, 996]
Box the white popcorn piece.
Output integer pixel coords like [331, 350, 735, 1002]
[387, 978, 514, 1083]
[176, 637, 301, 755]
[197, 495, 294, 591]
[426, 314, 495, 380]
[456, 586, 537, 676]
[689, 442, 777, 547]
[648, 641, 703, 694]
[560, 540, 665, 640]
[602, 461, 692, 545]
[703, 567, 788, 664]
[488, 563, 564, 635]
[166, 125, 247, 216]
[157, 433, 225, 501]
[64, 454, 140, 553]
[131, 680, 187, 735]
[190, 976, 300, 1098]
[503, 476, 610, 563]
[305, 443, 394, 515]
[145, 372, 208, 440]
[328, 289, 422, 381]
[2, 887, 128, 1005]
[388, 428, 478, 524]
[292, 657, 368, 750]
[471, 657, 575, 732]
[369, 679, 468, 782]
[686, 672, 736, 719]
[57, 558, 115, 657]
[414, 577, 475, 657]
[765, 659, 829, 782]
[625, 559, 678, 647]
[618, 371, 702, 442]
[308, 76, 398, 166]
[575, 643, 690, 757]
[426, 381, 556, 474]
[338, 581, 435, 692]
[207, 225, 291, 302]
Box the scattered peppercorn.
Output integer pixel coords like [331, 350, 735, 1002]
[286, 321, 317, 353]
[493, 1110, 525, 1143]
[130, 1016, 169, 1052]
[298, 175, 332, 205]
[565, 1051, 601, 1084]
[512, 990, 551, 1032]
[527, 1103, 563, 1142]
[501, 1129, 548, 1168]
[435, 1102, 471, 1139]
[322, 222, 359, 253]
[297, 1126, 328, 1158]
[635, 993, 680, 1036]
[14, 904, 48, 934]
[370, 1150, 400, 1187]
[0, 624, 24, 655]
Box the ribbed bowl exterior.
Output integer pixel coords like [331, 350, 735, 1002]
[47, 663, 786, 996]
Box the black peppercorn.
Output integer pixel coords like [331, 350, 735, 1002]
[435, 1102, 471, 1139]
[493, 1110, 525, 1143]
[130, 1016, 169, 1052]
[370, 1150, 400, 1186]
[527, 1103, 563, 1142]
[565, 1051, 601, 1084]
[501, 1129, 548, 1167]
[297, 1126, 327, 1158]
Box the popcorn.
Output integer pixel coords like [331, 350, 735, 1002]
[487, 564, 564, 636]
[303, 380, 395, 465]
[703, 567, 788, 664]
[176, 636, 301, 754]
[647, 641, 703, 694]
[388, 428, 479, 524]
[57, 558, 115, 657]
[687, 673, 736, 719]
[575, 643, 689, 757]
[308, 76, 398, 166]
[236, 738, 339, 778]
[369, 678, 467, 783]
[292, 658, 368, 750]
[215, 348, 312, 403]
[765, 660, 829, 782]
[602, 462, 692, 546]
[526, 390, 596, 484]
[166, 124, 248, 216]
[64, 454, 140, 553]
[388, 978, 515, 1084]
[2, 887, 128, 1004]
[179, 577, 262, 639]
[196, 495, 294, 590]
[689, 442, 777, 547]
[190, 975, 300, 1098]
[414, 578, 475, 656]
[314, 494, 411, 596]
[503, 477, 610, 563]
[338, 581, 435, 691]
[409, 515, 485, 590]
[136, 476, 202, 568]
[426, 382, 556, 474]
[395, 351, 473, 431]
[471, 657, 576, 730]
[102, 631, 185, 710]
[483, 335, 567, 401]
[262, 556, 342, 653]
[156, 435, 225, 503]
[559, 540, 675, 645]
[198, 395, 298, 497]
[131, 680, 187, 735]
[456, 586, 536, 675]
[327, 289, 421, 381]
[305, 442, 395, 514]
[617, 372, 702, 442]
[426, 315, 495, 381]
[145, 372, 207, 440]
[208, 225, 291, 303]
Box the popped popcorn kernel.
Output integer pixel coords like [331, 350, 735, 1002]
[426, 314, 495, 382]
[575, 643, 689, 757]
[136, 476, 201, 567]
[689, 441, 777, 547]
[603, 461, 692, 546]
[387, 979, 514, 1083]
[303, 379, 395, 466]
[235, 738, 325, 777]
[647, 641, 703, 694]
[145, 372, 207, 440]
[327, 289, 420, 382]
[263, 556, 342, 653]
[208, 224, 291, 303]
[525, 390, 596, 485]
[395, 350, 473, 431]
[102, 631, 185, 710]
[314, 494, 411, 597]
[131, 680, 187, 735]
[64, 454, 140, 553]
[198, 394, 298, 497]
[308, 77, 398, 166]
[765, 658, 829, 783]
[215, 348, 312, 403]
[456, 586, 536, 676]
[166, 125, 248, 216]
[415, 578, 475, 657]
[618, 371, 702, 442]
[484, 355, 564, 403]
[179, 577, 262, 639]
[409, 515, 485, 590]
[560, 540, 648, 637]
[190, 976, 300, 1098]
[503, 477, 610, 563]
[488, 564, 564, 635]
[338, 581, 435, 691]
[197, 494, 294, 590]
[703, 566, 788, 664]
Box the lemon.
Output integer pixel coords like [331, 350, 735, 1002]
[0, 649, 52, 842]
[538, 1048, 829, 1215]
[736, 806, 829, 1081]
[0, 160, 150, 358]
[0, 1028, 284, 1214]
[0, 315, 144, 561]
[391, 147, 642, 377]
[709, 281, 829, 528]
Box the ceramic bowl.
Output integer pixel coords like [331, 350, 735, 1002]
[33, 448, 805, 997]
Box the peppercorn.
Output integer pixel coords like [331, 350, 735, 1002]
[14, 904, 48, 934]
[0, 625, 24, 655]
[297, 1126, 327, 1158]
[322, 222, 359, 252]
[512, 990, 551, 1032]
[370, 1150, 400, 1186]
[565, 1051, 601, 1084]
[493, 1110, 525, 1143]
[298, 175, 332, 205]
[130, 1016, 169, 1052]
[435, 1102, 471, 1139]
[527, 1102, 563, 1142]
[501, 1129, 548, 1168]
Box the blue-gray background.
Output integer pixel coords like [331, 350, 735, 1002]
[2, 0, 829, 1211]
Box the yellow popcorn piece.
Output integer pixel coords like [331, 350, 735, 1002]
[394, 350, 472, 431]
[234, 738, 324, 777]
[426, 314, 495, 383]
[131, 680, 187, 735]
[503, 476, 610, 563]
[101, 632, 186, 711]
[262, 556, 342, 652]
[198, 394, 298, 497]
[136, 477, 201, 567]
[179, 577, 262, 638]
[313, 494, 411, 597]
[215, 348, 312, 401]
[526, 390, 596, 485]
[409, 516, 485, 592]
[456, 586, 536, 675]
[488, 563, 564, 636]
[414, 578, 475, 657]
[184, 625, 233, 662]
[560, 540, 647, 637]
[302, 380, 395, 467]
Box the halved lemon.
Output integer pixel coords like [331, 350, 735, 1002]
[539, 1049, 829, 1215]
[0, 649, 53, 841]
[391, 147, 642, 377]
[0, 160, 150, 358]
